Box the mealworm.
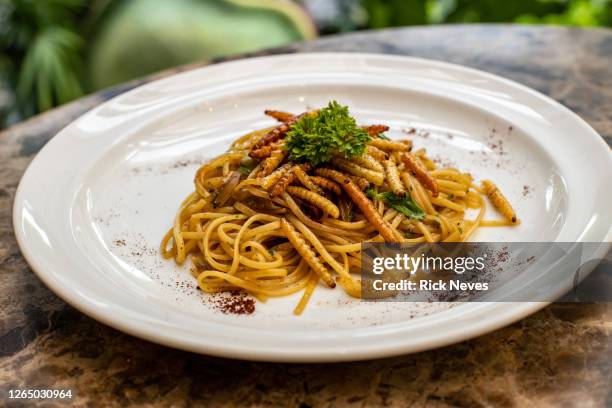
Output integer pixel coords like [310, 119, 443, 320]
[280, 218, 335, 288]
[348, 175, 370, 190]
[260, 163, 292, 190]
[270, 166, 297, 197]
[383, 159, 406, 195]
[259, 148, 287, 176]
[482, 180, 519, 224]
[369, 138, 411, 151]
[249, 144, 275, 159]
[366, 145, 388, 161]
[286, 186, 340, 218]
[354, 153, 384, 173]
[400, 153, 439, 197]
[316, 168, 370, 191]
[251, 122, 292, 152]
[310, 176, 341, 195]
[264, 110, 295, 122]
[332, 157, 384, 186]
[363, 124, 390, 137]
[269, 163, 311, 197]
[293, 165, 324, 194]
[249, 111, 312, 158]
[316, 168, 400, 242]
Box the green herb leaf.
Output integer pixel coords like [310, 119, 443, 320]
[366, 188, 383, 201]
[285, 101, 371, 166]
[377, 133, 390, 140]
[366, 188, 425, 220]
[238, 164, 254, 176]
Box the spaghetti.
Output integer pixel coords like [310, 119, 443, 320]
[161, 102, 519, 314]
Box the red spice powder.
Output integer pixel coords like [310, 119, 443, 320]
[209, 291, 255, 315]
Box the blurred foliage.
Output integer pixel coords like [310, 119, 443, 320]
[362, 0, 427, 27]
[1, 0, 611, 129]
[0, 0, 314, 128]
[308, 0, 612, 32]
[89, 0, 314, 89]
[0, 0, 88, 124]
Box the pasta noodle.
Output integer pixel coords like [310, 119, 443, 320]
[161, 105, 519, 315]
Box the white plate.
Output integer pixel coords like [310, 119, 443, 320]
[13, 53, 612, 362]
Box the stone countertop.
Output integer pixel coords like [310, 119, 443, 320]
[1, 25, 610, 407]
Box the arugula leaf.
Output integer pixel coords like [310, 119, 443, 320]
[285, 101, 371, 166]
[366, 188, 425, 220]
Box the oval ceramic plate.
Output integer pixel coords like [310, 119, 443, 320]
[13, 53, 612, 362]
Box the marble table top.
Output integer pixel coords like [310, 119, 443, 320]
[1, 25, 610, 407]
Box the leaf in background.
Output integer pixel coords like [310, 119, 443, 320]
[516, 0, 612, 26]
[17, 26, 83, 111]
[443, 0, 566, 23]
[362, 0, 427, 27]
[1, 0, 88, 124]
[88, 0, 316, 89]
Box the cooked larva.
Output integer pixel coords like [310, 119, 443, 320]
[286, 186, 340, 218]
[280, 218, 335, 288]
[482, 180, 519, 224]
[400, 152, 439, 197]
[383, 159, 405, 196]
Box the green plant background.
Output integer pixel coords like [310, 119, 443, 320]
[1, 0, 610, 128]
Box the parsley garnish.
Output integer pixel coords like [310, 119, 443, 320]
[285, 101, 371, 166]
[366, 188, 425, 220]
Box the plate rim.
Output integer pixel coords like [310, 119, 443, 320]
[13, 52, 612, 362]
